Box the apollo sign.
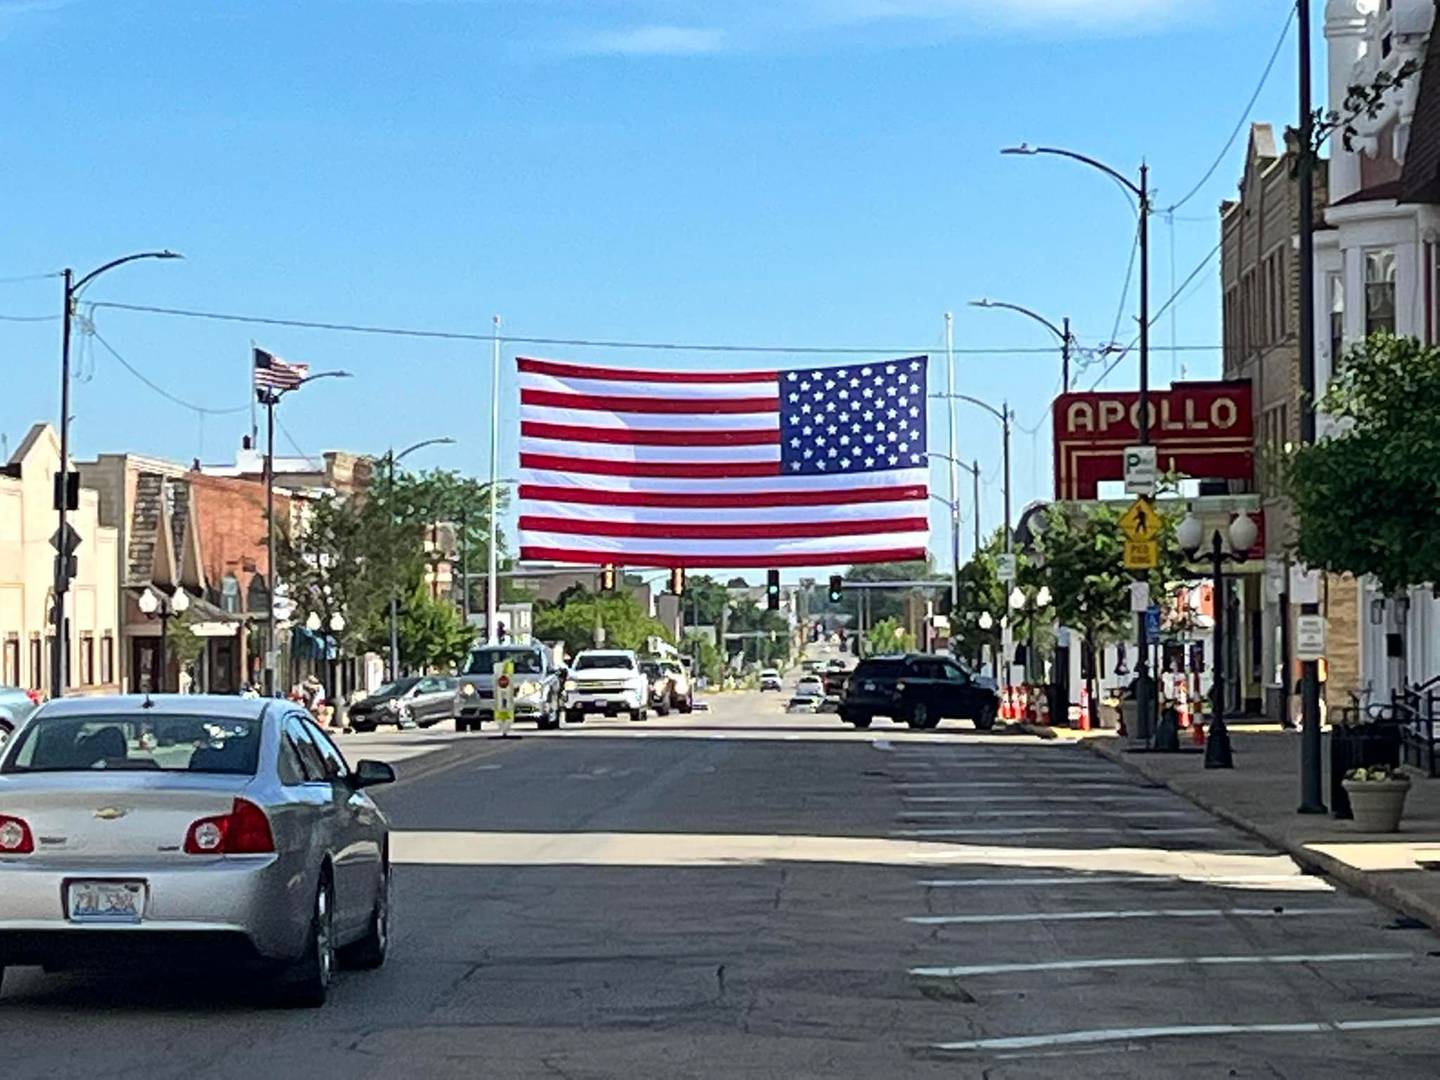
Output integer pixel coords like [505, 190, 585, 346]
[1052, 381, 1253, 500]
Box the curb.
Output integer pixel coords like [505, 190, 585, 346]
[1084, 739, 1440, 935]
[1016, 723, 1059, 740]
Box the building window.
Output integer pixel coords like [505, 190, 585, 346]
[1365, 249, 1397, 336]
[30, 636, 42, 691]
[79, 634, 94, 686]
[1330, 274, 1345, 366]
[101, 634, 114, 685]
[221, 574, 241, 614]
[1270, 251, 1287, 340]
[3, 636, 17, 685]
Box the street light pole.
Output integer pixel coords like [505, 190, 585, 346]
[52, 250, 181, 699]
[488, 315, 501, 644]
[384, 436, 457, 681]
[969, 299, 1074, 394]
[945, 312, 959, 615]
[1004, 144, 1152, 741]
[261, 369, 351, 698]
[1296, 0, 1327, 814]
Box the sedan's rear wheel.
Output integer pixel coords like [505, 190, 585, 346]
[907, 703, 929, 730]
[277, 876, 335, 1008]
[974, 703, 997, 732]
[842, 711, 872, 729]
[565, 709, 585, 724]
[630, 708, 647, 722]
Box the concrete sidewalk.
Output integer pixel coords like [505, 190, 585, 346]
[1088, 729, 1440, 932]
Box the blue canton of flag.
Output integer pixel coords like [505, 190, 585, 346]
[778, 356, 928, 475]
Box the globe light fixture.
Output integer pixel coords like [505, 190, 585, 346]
[171, 587, 190, 615]
[329, 612, 346, 634]
[1008, 586, 1026, 611]
[1035, 585, 1052, 608]
[306, 611, 322, 633]
[137, 589, 159, 616]
[978, 611, 994, 631]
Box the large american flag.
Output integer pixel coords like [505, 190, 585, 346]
[253, 347, 309, 393]
[517, 356, 931, 569]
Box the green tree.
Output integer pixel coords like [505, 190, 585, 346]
[1290, 335, 1440, 676]
[683, 632, 724, 684]
[390, 468, 509, 612]
[533, 590, 672, 658]
[398, 583, 475, 672]
[681, 574, 730, 628]
[1031, 501, 1189, 710]
[724, 598, 791, 666]
[866, 617, 912, 654]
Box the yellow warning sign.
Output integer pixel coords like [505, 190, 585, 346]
[1119, 498, 1160, 542]
[1124, 539, 1159, 570]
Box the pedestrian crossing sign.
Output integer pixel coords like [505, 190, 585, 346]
[1119, 498, 1160, 542]
[1123, 539, 1159, 570]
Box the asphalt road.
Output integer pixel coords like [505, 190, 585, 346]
[4, 686, 1440, 1078]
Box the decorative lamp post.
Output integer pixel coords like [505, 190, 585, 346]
[137, 586, 190, 693]
[1178, 508, 1258, 769]
[329, 612, 346, 729]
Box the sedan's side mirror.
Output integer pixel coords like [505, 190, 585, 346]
[352, 759, 396, 788]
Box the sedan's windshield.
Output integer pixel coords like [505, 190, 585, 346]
[465, 648, 543, 675]
[3, 715, 262, 775]
[574, 653, 634, 671]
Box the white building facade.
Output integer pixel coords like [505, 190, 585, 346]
[1317, 0, 1440, 700]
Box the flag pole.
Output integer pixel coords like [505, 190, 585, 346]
[249, 338, 259, 448]
[488, 315, 501, 643]
[945, 312, 959, 615]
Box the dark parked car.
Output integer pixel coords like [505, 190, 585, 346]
[840, 654, 998, 731]
[348, 676, 457, 733]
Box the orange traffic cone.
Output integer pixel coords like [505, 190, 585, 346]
[1076, 685, 1092, 731]
[1192, 718, 1206, 747]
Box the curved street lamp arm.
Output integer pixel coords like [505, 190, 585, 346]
[394, 436, 457, 465]
[931, 393, 1007, 425]
[1002, 144, 1143, 200]
[73, 250, 182, 295]
[968, 299, 1067, 343]
[297, 369, 352, 388]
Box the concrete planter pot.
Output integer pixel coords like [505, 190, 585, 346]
[1340, 779, 1411, 833]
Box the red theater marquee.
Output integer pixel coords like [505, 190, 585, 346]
[1052, 381, 1253, 500]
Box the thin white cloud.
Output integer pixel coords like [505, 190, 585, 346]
[573, 24, 727, 56]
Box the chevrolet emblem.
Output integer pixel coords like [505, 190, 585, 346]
[93, 806, 128, 821]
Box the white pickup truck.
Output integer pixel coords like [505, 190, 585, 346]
[563, 649, 650, 724]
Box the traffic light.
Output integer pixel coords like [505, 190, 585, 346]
[600, 563, 617, 591]
[766, 569, 781, 611]
[669, 566, 686, 596]
[828, 574, 843, 603]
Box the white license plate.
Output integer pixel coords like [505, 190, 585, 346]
[67, 880, 145, 923]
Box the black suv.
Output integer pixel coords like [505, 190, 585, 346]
[840, 653, 999, 731]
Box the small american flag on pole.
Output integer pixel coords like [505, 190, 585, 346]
[253, 347, 310, 394]
[517, 356, 930, 568]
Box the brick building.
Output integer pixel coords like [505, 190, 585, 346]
[1221, 123, 1360, 718]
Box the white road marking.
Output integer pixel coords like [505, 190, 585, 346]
[903, 795, 1170, 804]
[907, 906, 1364, 926]
[932, 1015, 1440, 1053]
[898, 809, 1198, 820]
[916, 874, 1332, 890]
[897, 782, 1143, 791]
[910, 951, 1413, 978]
[891, 826, 1223, 837]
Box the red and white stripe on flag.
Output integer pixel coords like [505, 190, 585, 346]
[516, 356, 930, 569]
[253, 347, 310, 391]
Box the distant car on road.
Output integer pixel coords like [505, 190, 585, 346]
[795, 674, 825, 698]
[659, 658, 693, 712]
[564, 650, 649, 723]
[786, 694, 821, 714]
[348, 677, 457, 733]
[840, 653, 999, 731]
[758, 669, 783, 692]
[0, 686, 39, 753]
[455, 645, 563, 731]
[0, 694, 395, 1007]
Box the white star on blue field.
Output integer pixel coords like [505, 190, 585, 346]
[778, 357, 927, 474]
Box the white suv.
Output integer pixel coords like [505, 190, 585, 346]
[564, 650, 650, 723]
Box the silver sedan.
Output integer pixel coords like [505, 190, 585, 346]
[0, 694, 394, 1007]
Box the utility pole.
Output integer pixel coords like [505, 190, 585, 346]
[52, 269, 74, 700]
[487, 315, 501, 643]
[945, 311, 960, 617]
[1296, 0, 1327, 814]
[264, 393, 277, 696]
[1135, 161, 1154, 748]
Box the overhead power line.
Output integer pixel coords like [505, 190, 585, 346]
[1166, 2, 1297, 213]
[86, 299, 1219, 356]
[87, 323, 252, 417]
[1088, 238, 1224, 389]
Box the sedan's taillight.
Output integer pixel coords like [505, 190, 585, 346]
[0, 813, 35, 854]
[184, 799, 275, 855]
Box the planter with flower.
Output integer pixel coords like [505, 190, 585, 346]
[1341, 766, 1411, 833]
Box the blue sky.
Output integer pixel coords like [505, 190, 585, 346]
[0, 0, 1301, 572]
